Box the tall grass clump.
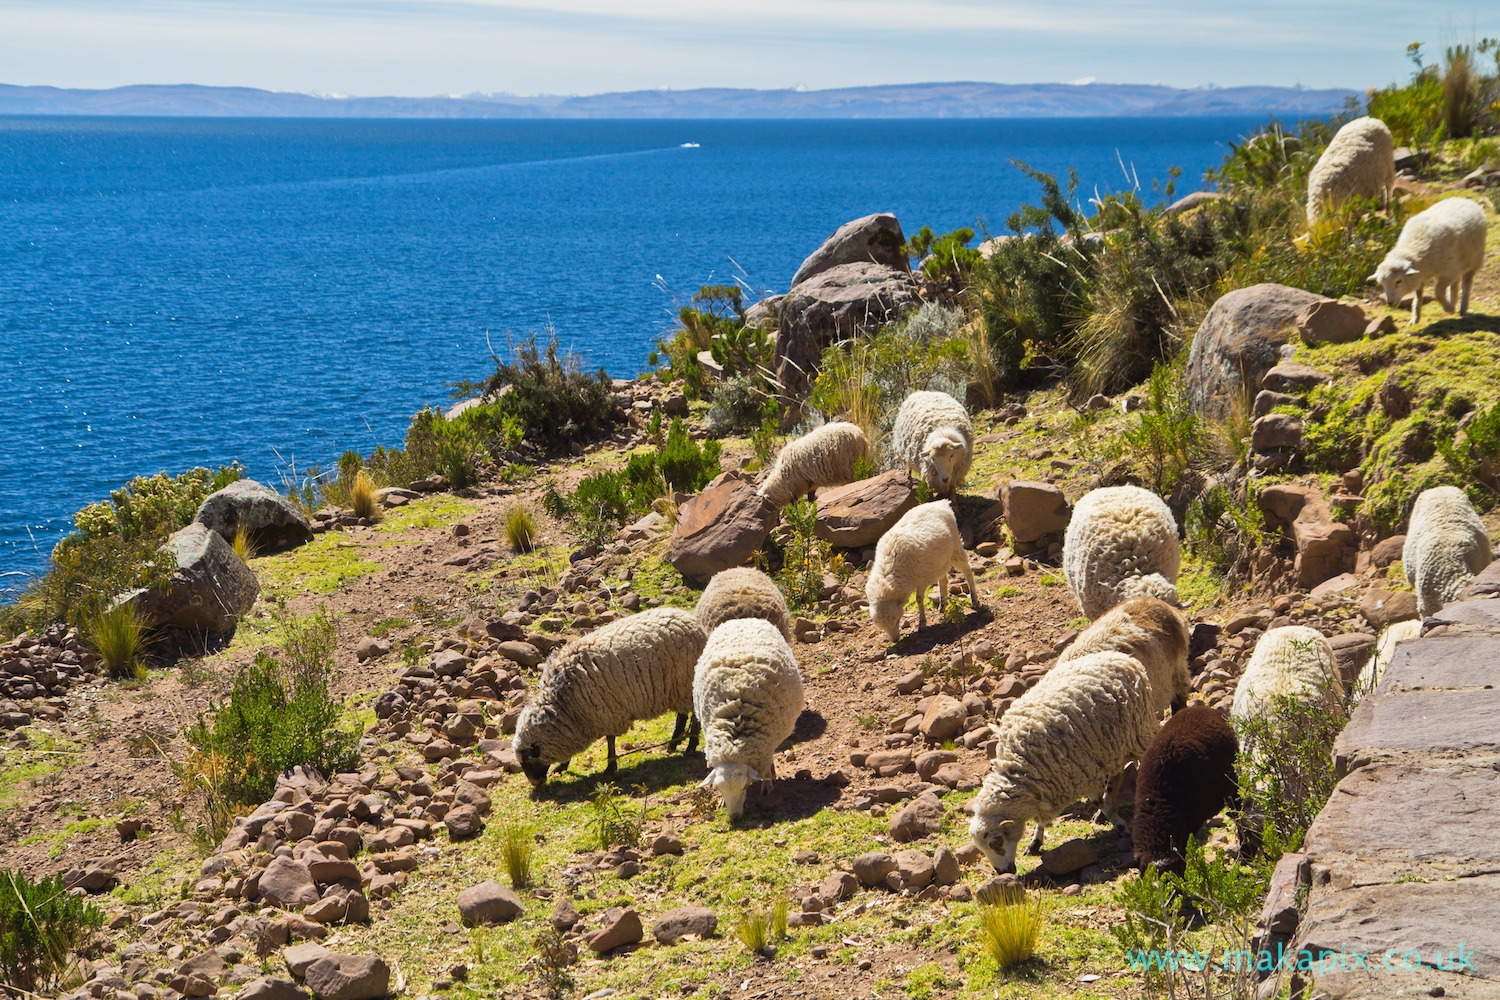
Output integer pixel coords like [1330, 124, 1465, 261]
[504, 505, 539, 553]
[349, 469, 379, 520]
[588, 783, 642, 850]
[87, 602, 148, 680]
[976, 884, 1043, 970]
[735, 898, 789, 956]
[231, 523, 257, 563]
[181, 607, 359, 837]
[1121, 359, 1203, 499]
[0, 870, 104, 994]
[497, 817, 535, 888]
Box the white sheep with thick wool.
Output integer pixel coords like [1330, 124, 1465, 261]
[969, 650, 1159, 873]
[513, 608, 707, 786]
[891, 390, 973, 498]
[865, 500, 980, 642]
[1230, 625, 1344, 723]
[693, 617, 805, 820]
[1306, 116, 1395, 223]
[1059, 594, 1190, 716]
[1373, 197, 1487, 324]
[757, 421, 871, 507]
[1062, 485, 1181, 619]
[1403, 485, 1493, 618]
[694, 566, 792, 640]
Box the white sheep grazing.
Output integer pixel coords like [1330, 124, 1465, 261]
[1059, 595, 1190, 716]
[1062, 486, 1181, 619]
[866, 500, 981, 643]
[891, 390, 973, 498]
[969, 651, 1159, 872]
[1403, 485, 1493, 617]
[514, 608, 707, 787]
[757, 421, 871, 507]
[695, 567, 792, 640]
[1230, 626, 1344, 723]
[693, 617, 805, 820]
[1373, 197, 1488, 324]
[1306, 116, 1395, 224]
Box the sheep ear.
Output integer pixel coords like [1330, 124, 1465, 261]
[698, 773, 715, 790]
[746, 766, 762, 781]
[1367, 273, 1380, 282]
[1403, 264, 1419, 276]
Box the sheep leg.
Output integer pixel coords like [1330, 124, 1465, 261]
[916, 587, 927, 631]
[957, 550, 981, 610]
[604, 736, 618, 775]
[1461, 273, 1474, 316]
[1026, 823, 1048, 855]
[1435, 280, 1455, 314]
[667, 712, 688, 752]
[1411, 284, 1423, 325]
[684, 715, 701, 755]
[938, 575, 950, 615]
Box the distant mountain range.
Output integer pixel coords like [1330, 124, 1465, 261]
[0, 81, 1360, 119]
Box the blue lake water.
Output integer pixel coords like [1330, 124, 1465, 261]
[0, 114, 1272, 577]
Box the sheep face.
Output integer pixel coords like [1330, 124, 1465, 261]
[868, 599, 904, 643]
[1117, 573, 1180, 608]
[1374, 256, 1421, 308]
[513, 706, 554, 787]
[969, 813, 1024, 874]
[922, 429, 967, 494]
[704, 761, 760, 820]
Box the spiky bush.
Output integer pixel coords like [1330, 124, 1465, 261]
[0, 870, 104, 993]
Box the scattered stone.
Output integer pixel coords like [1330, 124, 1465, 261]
[1000, 481, 1071, 543]
[1252, 413, 1303, 451]
[587, 908, 644, 954]
[668, 480, 777, 582]
[194, 479, 314, 551]
[1295, 299, 1367, 346]
[852, 852, 897, 887]
[652, 906, 718, 945]
[932, 846, 961, 886]
[301, 955, 390, 1000]
[284, 944, 332, 979]
[915, 750, 958, 780]
[444, 806, 484, 840]
[814, 471, 917, 548]
[918, 696, 965, 743]
[456, 881, 522, 925]
[1041, 838, 1100, 876]
[354, 637, 391, 662]
[494, 642, 542, 668]
[1261, 363, 1332, 393]
[1369, 535, 1406, 569]
[650, 832, 684, 857]
[820, 871, 858, 902]
[238, 978, 309, 1000]
[550, 897, 580, 932]
[257, 858, 319, 910]
[893, 849, 935, 890]
[1257, 484, 1355, 589]
[888, 792, 944, 842]
[1360, 589, 1418, 629]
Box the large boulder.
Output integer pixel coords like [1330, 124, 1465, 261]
[773, 262, 919, 405]
[1001, 481, 1071, 543]
[127, 523, 259, 634]
[790, 213, 908, 288]
[669, 480, 777, 582]
[1185, 284, 1330, 418]
[194, 479, 313, 551]
[1257, 484, 1355, 589]
[814, 471, 916, 548]
[1295, 299, 1368, 346]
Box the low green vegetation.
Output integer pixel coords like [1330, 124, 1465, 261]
[977, 886, 1045, 970]
[86, 601, 148, 680]
[504, 504, 539, 553]
[0, 870, 104, 993]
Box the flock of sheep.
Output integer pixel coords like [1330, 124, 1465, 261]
[509, 131, 1497, 875]
[1312, 115, 1488, 324]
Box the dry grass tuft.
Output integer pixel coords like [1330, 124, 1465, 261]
[504, 505, 538, 552]
[977, 885, 1044, 969]
[350, 469, 379, 521]
[87, 602, 147, 680]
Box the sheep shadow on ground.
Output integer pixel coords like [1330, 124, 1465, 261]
[530, 747, 708, 803]
[1405, 311, 1500, 338]
[886, 604, 994, 658]
[781, 708, 827, 748]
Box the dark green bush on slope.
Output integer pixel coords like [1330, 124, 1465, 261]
[484, 333, 618, 448]
[0, 870, 103, 993]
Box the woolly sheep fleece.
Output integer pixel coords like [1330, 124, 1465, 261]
[693, 617, 806, 820]
[514, 608, 707, 785]
[1132, 705, 1239, 875]
[1060, 595, 1190, 716]
[1403, 485, 1493, 617]
[694, 566, 792, 640]
[1062, 485, 1181, 619]
[1230, 625, 1344, 722]
[757, 421, 871, 507]
[891, 390, 973, 497]
[866, 500, 979, 642]
[969, 650, 1159, 873]
[1362, 618, 1423, 693]
[1374, 197, 1487, 324]
[1305, 116, 1395, 223]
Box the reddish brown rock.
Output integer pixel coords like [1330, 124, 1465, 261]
[669, 480, 777, 582]
[1257, 484, 1355, 588]
[1001, 481, 1071, 543]
[1295, 299, 1368, 346]
[814, 471, 917, 548]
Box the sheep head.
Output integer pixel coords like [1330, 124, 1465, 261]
[868, 598, 904, 643]
[969, 813, 1024, 875]
[1373, 256, 1421, 308]
[513, 703, 557, 788]
[1118, 572, 1179, 608]
[921, 429, 967, 494]
[703, 762, 761, 820]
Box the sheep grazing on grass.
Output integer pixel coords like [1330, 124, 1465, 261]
[1230, 625, 1344, 724]
[891, 390, 973, 499]
[1132, 705, 1239, 875]
[695, 567, 792, 640]
[757, 421, 871, 507]
[1403, 485, 1493, 618]
[1373, 197, 1488, 324]
[1060, 595, 1190, 716]
[694, 617, 805, 820]
[514, 608, 707, 787]
[969, 650, 1159, 873]
[866, 500, 980, 643]
[1062, 486, 1181, 619]
[1305, 116, 1395, 224]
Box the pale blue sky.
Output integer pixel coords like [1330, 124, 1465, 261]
[1, 0, 1493, 96]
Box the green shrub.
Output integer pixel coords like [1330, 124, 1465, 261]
[707, 374, 774, 436]
[1122, 359, 1202, 498]
[184, 607, 359, 811]
[589, 783, 642, 850]
[659, 417, 721, 492]
[556, 452, 666, 548]
[69, 464, 244, 544]
[0, 869, 104, 993]
[653, 285, 750, 397]
[903, 226, 983, 290]
[483, 333, 618, 447]
[1235, 685, 1346, 846]
[777, 499, 832, 610]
